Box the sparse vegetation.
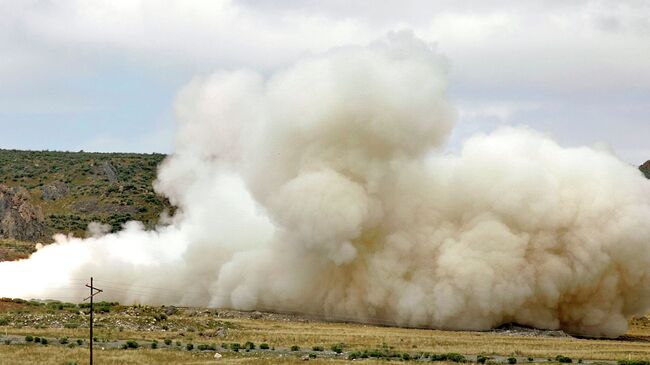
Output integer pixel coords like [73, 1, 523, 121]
[0, 300, 649, 363]
[618, 361, 650, 365]
[0, 149, 171, 253]
[330, 343, 344, 354]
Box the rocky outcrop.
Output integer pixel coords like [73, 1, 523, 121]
[102, 161, 118, 184]
[0, 185, 45, 241]
[41, 181, 69, 201]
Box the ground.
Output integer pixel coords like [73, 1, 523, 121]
[0, 299, 649, 364]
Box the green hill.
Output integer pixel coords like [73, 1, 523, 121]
[0, 149, 171, 250]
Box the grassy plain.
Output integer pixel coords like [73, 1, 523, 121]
[0, 299, 648, 364]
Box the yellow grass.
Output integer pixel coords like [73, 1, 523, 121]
[2, 302, 650, 363]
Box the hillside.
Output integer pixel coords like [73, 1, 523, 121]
[642, 160, 650, 179]
[0, 149, 170, 250]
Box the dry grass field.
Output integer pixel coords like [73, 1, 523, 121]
[0, 298, 648, 364]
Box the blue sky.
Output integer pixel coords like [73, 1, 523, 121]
[1, 0, 648, 164]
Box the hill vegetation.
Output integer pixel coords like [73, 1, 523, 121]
[642, 160, 650, 179]
[0, 149, 170, 247]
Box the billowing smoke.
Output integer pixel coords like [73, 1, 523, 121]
[1, 32, 650, 338]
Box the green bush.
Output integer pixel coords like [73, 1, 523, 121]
[312, 345, 324, 351]
[508, 357, 517, 364]
[41, 338, 48, 345]
[244, 341, 255, 350]
[164, 339, 172, 346]
[186, 343, 194, 351]
[309, 353, 317, 358]
[402, 353, 411, 360]
[431, 353, 466, 362]
[230, 343, 241, 352]
[198, 344, 217, 351]
[331, 343, 344, 354]
[151, 342, 158, 349]
[618, 361, 650, 365]
[59, 337, 69, 345]
[25, 335, 34, 342]
[125, 340, 139, 349]
[34, 337, 41, 343]
[77, 339, 83, 346]
[477, 355, 488, 364]
[556, 355, 572, 363]
[290, 345, 300, 351]
[260, 343, 270, 350]
[528, 357, 534, 362]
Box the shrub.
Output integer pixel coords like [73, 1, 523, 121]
[402, 353, 411, 360]
[290, 345, 300, 351]
[312, 345, 324, 351]
[186, 343, 194, 351]
[198, 344, 217, 351]
[618, 361, 650, 365]
[125, 340, 139, 349]
[309, 353, 317, 358]
[477, 355, 488, 364]
[331, 343, 344, 354]
[528, 357, 534, 362]
[556, 355, 572, 363]
[41, 338, 48, 345]
[4, 339, 11, 345]
[25, 335, 34, 342]
[508, 357, 517, 364]
[34, 337, 41, 343]
[260, 343, 270, 350]
[348, 352, 361, 360]
[164, 339, 172, 346]
[77, 339, 83, 346]
[431, 353, 466, 362]
[244, 341, 255, 350]
[230, 343, 241, 352]
[176, 341, 181, 346]
[151, 342, 158, 349]
[59, 337, 69, 345]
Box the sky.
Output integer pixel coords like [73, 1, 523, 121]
[0, 0, 648, 164]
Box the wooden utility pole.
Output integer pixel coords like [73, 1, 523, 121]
[84, 277, 103, 365]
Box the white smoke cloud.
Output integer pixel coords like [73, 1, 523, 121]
[1, 31, 649, 338]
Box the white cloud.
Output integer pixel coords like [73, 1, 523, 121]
[0, 0, 648, 162]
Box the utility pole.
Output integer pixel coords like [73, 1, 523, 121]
[84, 277, 103, 365]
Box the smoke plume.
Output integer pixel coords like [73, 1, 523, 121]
[1, 32, 649, 338]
